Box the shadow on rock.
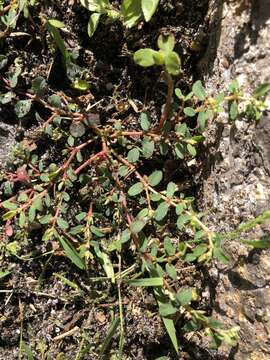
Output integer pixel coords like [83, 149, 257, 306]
[234, 0, 270, 59]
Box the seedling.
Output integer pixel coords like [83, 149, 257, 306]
[134, 33, 181, 130]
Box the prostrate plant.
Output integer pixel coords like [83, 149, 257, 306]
[80, 0, 160, 37]
[1, 19, 270, 357]
[1, 63, 269, 354]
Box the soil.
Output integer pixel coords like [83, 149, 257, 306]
[0, 0, 270, 359]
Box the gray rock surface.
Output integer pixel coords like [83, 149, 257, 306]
[0, 122, 16, 167]
[200, 1, 270, 358]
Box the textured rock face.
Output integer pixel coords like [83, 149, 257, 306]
[201, 0, 270, 358]
[0, 123, 16, 167]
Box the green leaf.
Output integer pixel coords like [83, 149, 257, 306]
[134, 49, 158, 67]
[91, 225, 105, 237]
[128, 182, 144, 196]
[197, 111, 210, 131]
[175, 123, 188, 135]
[6, 241, 17, 255]
[175, 143, 185, 159]
[140, 112, 151, 130]
[42, 228, 54, 242]
[28, 205, 36, 223]
[153, 50, 165, 65]
[187, 143, 197, 156]
[228, 79, 239, 93]
[141, 0, 159, 22]
[164, 237, 175, 256]
[39, 214, 52, 225]
[0, 270, 11, 280]
[176, 288, 193, 306]
[31, 76, 46, 96]
[184, 107, 196, 117]
[175, 88, 184, 100]
[177, 214, 191, 230]
[121, 0, 142, 28]
[87, 12, 101, 37]
[192, 80, 206, 101]
[192, 244, 208, 257]
[137, 208, 149, 219]
[57, 217, 69, 230]
[241, 237, 270, 249]
[99, 317, 120, 356]
[76, 212, 87, 222]
[175, 204, 185, 215]
[150, 193, 161, 202]
[48, 19, 65, 28]
[32, 197, 43, 211]
[19, 212, 26, 228]
[160, 142, 169, 155]
[8, 66, 21, 88]
[142, 139, 154, 158]
[2, 201, 18, 211]
[130, 219, 146, 234]
[69, 225, 84, 235]
[47, 23, 69, 62]
[58, 236, 85, 270]
[72, 79, 90, 91]
[0, 91, 14, 104]
[159, 302, 178, 317]
[67, 135, 74, 147]
[230, 101, 238, 120]
[158, 33, 175, 54]
[253, 83, 270, 98]
[148, 170, 163, 186]
[213, 247, 231, 263]
[164, 51, 181, 76]
[121, 229, 131, 243]
[21, 341, 34, 360]
[48, 94, 62, 108]
[80, 0, 109, 12]
[165, 263, 177, 280]
[166, 182, 177, 198]
[154, 202, 169, 221]
[15, 100, 32, 118]
[128, 277, 163, 286]
[127, 148, 140, 163]
[162, 317, 179, 354]
[118, 165, 129, 177]
[97, 250, 115, 283]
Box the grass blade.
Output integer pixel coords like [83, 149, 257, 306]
[162, 317, 179, 354]
[128, 277, 163, 287]
[100, 317, 120, 356]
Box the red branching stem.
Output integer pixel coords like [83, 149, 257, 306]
[74, 150, 107, 175]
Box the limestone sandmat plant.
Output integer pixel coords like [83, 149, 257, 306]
[0, 1, 270, 359]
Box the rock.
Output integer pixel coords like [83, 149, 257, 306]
[199, 0, 270, 358]
[0, 123, 16, 167]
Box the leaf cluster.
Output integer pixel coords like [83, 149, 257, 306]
[80, 0, 160, 37]
[134, 33, 181, 76]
